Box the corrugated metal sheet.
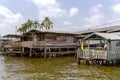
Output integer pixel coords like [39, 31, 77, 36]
[76, 25, 120, 34]
[24, 29, 78, 35]
[85, 32, 120, 40]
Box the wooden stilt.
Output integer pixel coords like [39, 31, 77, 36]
[77, 47, 80, 62]
[59, 48, 61, 57]
[44, 46, 46, 58]
[49, 48, 51, 59]
[29, 48, 32, 57]
[78, 58, 81, 65]
[22, 47, 24, 56]
[86, 60, 90, 65]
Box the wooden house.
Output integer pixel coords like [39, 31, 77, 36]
[2, 34, 22, 55]
[77, 32, 120, 65]
[10, 29, 78, 57]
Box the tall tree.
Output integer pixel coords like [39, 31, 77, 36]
[33, 20, 41, 29]
[18, 19, 33, 33]
[17, 23, 28, 33]
[41, 17, 53, 30]
[17, 17, 53, 33]
[26, 19, 33, 30]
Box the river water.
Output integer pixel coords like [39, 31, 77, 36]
[0, 56, 120, 80]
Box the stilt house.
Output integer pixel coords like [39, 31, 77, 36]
[21, 29, 78, 57]
[77, 32, 120, 60]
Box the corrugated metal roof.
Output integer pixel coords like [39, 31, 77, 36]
[3, 34, 22, 38]
[84, 32, 120, 40]
[107, 28, 120, 33]
[0, 37, 10, 41]
[24, 29, 78, 35]
[76, 25, 120, 34]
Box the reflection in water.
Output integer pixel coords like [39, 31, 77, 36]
[0, 56, 120, 80]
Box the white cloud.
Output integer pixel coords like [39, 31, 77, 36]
[29, 0, 79, 31]
[68, 7, 79, 17]
[111, 4, 120, 19]
[84, 4, 104, 28]
[112, 4, 120, 14]
[32, 0, 56, 5]
[0, 5, 24, 35]
[90, 4, 102, 14]
[30, 0, 66, 19]
[63, 21, 72, 26]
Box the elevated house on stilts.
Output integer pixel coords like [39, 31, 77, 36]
[2, 34, 22, 56]
[3, 29, 78, 57]
[21, 29, 78, 57]
[77, 32, 120, 65]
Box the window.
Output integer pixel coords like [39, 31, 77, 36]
[67, 36, 73, 43]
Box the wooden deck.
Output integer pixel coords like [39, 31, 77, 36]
[3, 41, 77, 58]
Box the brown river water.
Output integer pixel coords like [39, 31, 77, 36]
[0, 56, 120, 80]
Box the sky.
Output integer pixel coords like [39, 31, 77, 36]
[0, 0, 120, 35]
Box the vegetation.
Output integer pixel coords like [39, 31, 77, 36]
[41, 17, 53, 30]
[17, 17, 53, 33]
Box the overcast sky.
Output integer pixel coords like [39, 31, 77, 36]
[0, 0, 120, 35]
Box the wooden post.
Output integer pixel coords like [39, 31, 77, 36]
[88, 40, 90, 58]
[75, 47, 77, 56]
[44, 46, 46, 58]
[77, 47, 80, 64]
[29, 48, 32, 57]
[59, 48, 61, 52]
[49, 48, 51, 59]
[1, 47, 3, 55]
[86, 59, 90, 65]
[22, 47, 24, 56]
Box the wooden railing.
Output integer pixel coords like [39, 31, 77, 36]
[78, 49, 120, 60]
[4, 42, 22, 48]
[79, 49, 107, 59]
[46, 42, 77, 47]
[4, 41, 46, 48]
[107, 51, 120, 60]
[21, 41, 45, 47]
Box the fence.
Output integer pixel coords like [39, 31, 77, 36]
[78, 49, 120, 60]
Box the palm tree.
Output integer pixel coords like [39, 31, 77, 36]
[17, 27, 23, 33]
[33, 20, 41, 29]
[17, 22, 28, 33]
[26, 19, 33, 30]
[18, 19, 33, 33]
[17, 17, 53, 33]
[41, 17, 53, 30]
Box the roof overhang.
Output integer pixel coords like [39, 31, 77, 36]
[84, 32, 120, 41]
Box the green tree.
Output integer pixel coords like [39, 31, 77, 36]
[17, 17, 53, 33]
[26, 19, 33, 30]
[33, 20, 41, 29]
[18, 19, 33, 33]
[17, 23, 28, 33]
[41, 17, 53, 30]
